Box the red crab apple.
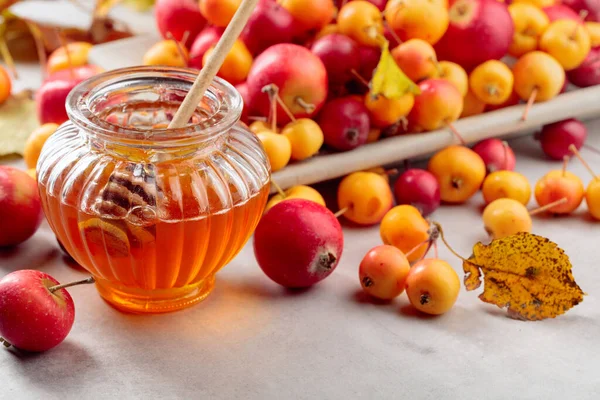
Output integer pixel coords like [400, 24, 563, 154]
[538, 119, 588, 160]
[543, 5, 582, 22]
[567, 47, 600, 88]
[310, 33, 361, 87]
[240, 0, 296, 55]
[188, 26, 224, 69]
[154, 0, 206, 46]
[561, 0, 600, 22]
[318, 96, 370, 151]
[253, 199, 344, 288]
[435, 0, 514, 71]
[0, 167, 43, 247]
[357, 45, 381, 82]
[246, 43, 328, 124]
[394, 169, 441, 217]
[472, 138, 516, 174]
[0, 270, 94, 352]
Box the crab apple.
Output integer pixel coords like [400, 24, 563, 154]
[142, 40, 188, 67]
[460, 90, 487, 118]
[249, 120, 271, 134]
[428, 145, 487, 203]
[539, 119, 588, 160]
[512, 51, 565, 103]
[0, 65, 11, 105]
[586, 22, 600, 46]
[435, 0, 514, 71]
[472, 138, 516, 174]
[310, 34, 361, 87]
[23, 123, 59, 169]
[188, 26, 223, 69]
[257, 131, 292, 172]
[438, 61, 469, 97]
[482, 171, 532, 205]
[407, 79, 463, 132]
[405, 258, 460, 315]
[199, 0, 240, 27]
[384, 0, 449, 45]
[535, 170, 585, 214]
[280, 0, 334, 35]
[543, 4, 581, 22]
[567, 47, 600, 88]
[508, 3, 550, 58]
[391, 39, 440, 83]
[540, 19, 591, 71]
[0, 167, 43, 247]
[318, 97, 370, 151]
[240, 0, 296, 55]
[265, 185, 326, 213]
[337, 1, 384, 47]
[203, 40, 252, 85]
[394, 169, 441, 217]
[482, 198, 532, 239]
[380, 205, 431, 263]
[337, 171, 394, 225]
[154, 0, 206, 46]
[357, 45, 382, 82]
[469, 60, 514, 105]
[247, 44, 328, 124]
[359, 245, 411, 300]
[561, 0, 600, 22]
[281, 118, 324, 161]
[253, 199, 344, 288]
[365, 93, 415, 128]
[46, 41, 92, 74]
[0, 270, 77, 352]
[586, 179, 600, 220]
[36, 79, 77, 125]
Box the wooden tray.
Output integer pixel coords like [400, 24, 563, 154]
[88, 35, 600, 193]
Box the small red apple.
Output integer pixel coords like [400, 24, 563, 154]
[310, 33, 361, 87]
[472, 138, 516, 174]
[240, 0, 296, 55]
[567, 47, 600, 88]
[0, 270, 94, 352]
[154, 0, 206, 46]
[543, 4, 582, 22]
[36, 79, 77, 125]
[246, 43, 328, 124]
[538, 118, 588, 160]
[435, 0, 514, 71]
[188, 26, 224, 69]
[394, 169, 441, 217]
[253, 199, 343, 288]
[0, 166, 43, 247]
[318, 96, 370, 151]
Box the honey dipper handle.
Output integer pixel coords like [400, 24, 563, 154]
[168, 0, 259, 129]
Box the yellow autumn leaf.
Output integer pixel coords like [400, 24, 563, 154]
[370, 40, 420, 99]
[0, 90, 39, 157]
[463, 232, 585, 321]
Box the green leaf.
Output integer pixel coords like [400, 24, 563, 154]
[370, 40, 420, 99]
[0, 90, 39, 156]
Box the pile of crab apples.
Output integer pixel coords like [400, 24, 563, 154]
[143, 0, 600, 174]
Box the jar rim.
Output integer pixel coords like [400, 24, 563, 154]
[66, 66, 243, 145]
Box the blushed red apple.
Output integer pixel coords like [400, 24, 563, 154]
[472, 138, 516, 174]
[567, 47, 600, 87]
[0, 166, 43, 247]
[240, 0, 296, 55]
[435, 0, 514, 71]
[310, 33, 361, 87]
[188, 26, 224, 69]
[246, 43, 328, 124]
[154, 0, 206, 46]
[394, 169, 441, 217]
[318, 96, 370, 151]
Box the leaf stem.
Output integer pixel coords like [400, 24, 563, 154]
[48, 276, 95, 293]
[431, 222, 470, 263]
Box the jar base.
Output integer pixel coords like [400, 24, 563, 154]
[94, 276, 216, 314]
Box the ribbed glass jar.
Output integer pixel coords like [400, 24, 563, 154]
[37, 67, 271, 313]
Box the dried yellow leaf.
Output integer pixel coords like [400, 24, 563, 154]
[370, 40, 420, 100]
[0, 90, 39, 157]
[463, 232, 584, 321]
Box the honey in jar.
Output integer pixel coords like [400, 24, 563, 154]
[37, 67, 271, 313]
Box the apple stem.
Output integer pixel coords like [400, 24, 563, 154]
[275, 93, 296, 122]
[56, 29, 75, 81]
[502, 141, 510, 170]
[405, 239, 430, 259]
[351, 69, 370, 88]
[562, 155, 569, 177]
[295, 97, 315, 114]
[384, 21, 402, 46]
[446, 122, 465, 145]
[433, 241, 439, 259]
[0, 37, 18, 79]
[569, 144, 598, 179]
[529, 197, 568, 216]
[270, 178, 286, 199]
[48, 276, 95, 294]
[334, 207, 348, 218]
[0, 337, 11, 348]
[432, 221, 470, 264]
[522, 88, 538, 121]
[166, 31, 189, 68]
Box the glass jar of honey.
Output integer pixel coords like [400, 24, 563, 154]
[37, 67, 271, 313]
